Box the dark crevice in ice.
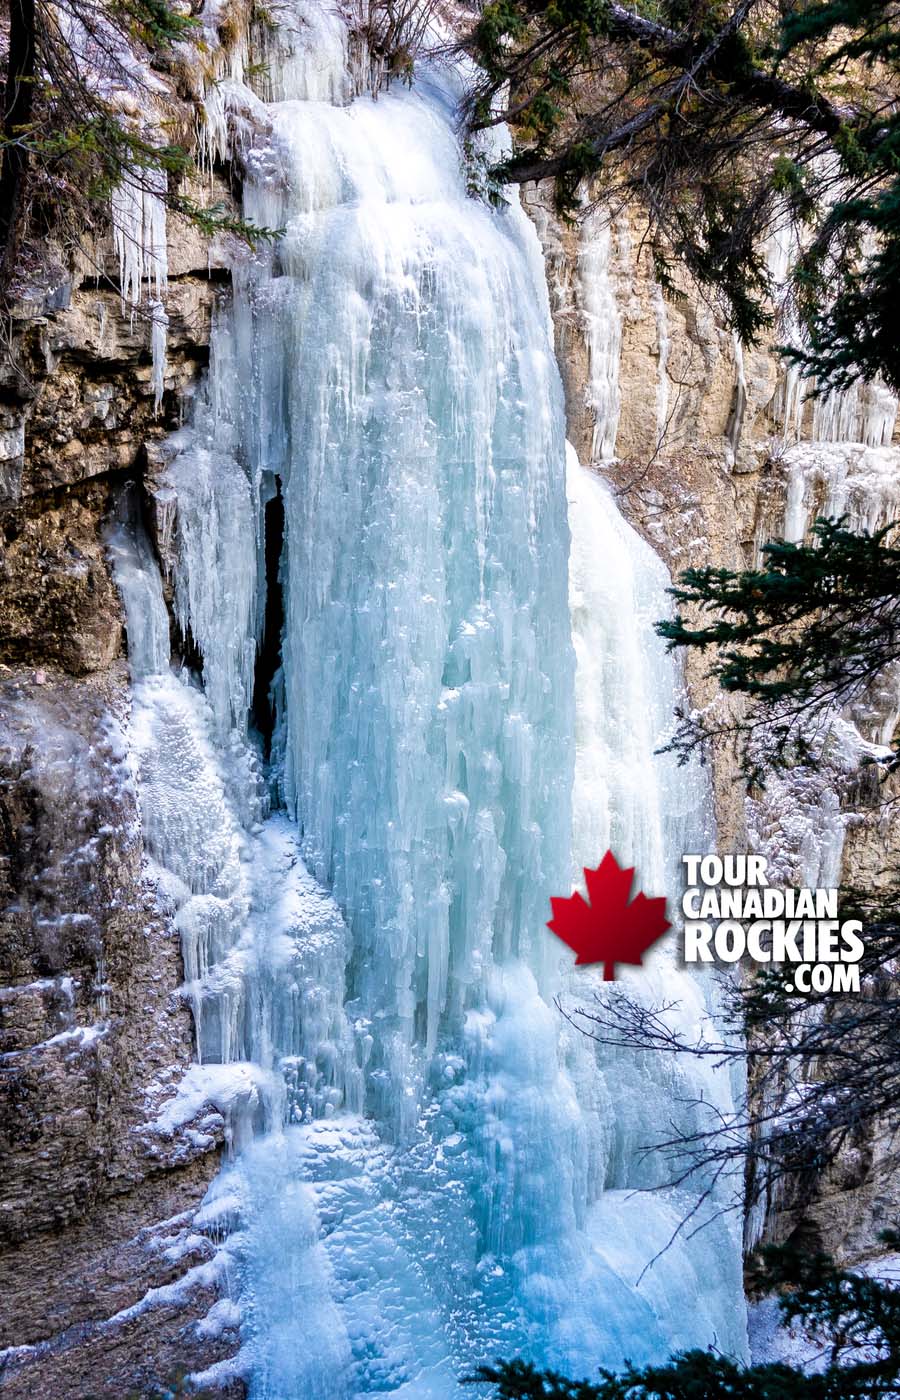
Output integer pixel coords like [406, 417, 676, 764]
[252, 478, 285, 758]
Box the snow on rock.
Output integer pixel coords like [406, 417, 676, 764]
[748, 1295, 828, 1372]
[194, 1296, 243, 1341]
[150, 1061, 275, 1152]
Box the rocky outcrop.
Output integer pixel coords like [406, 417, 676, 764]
[0, 200, 245, 1393]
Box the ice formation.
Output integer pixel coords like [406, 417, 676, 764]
[782, 441, 900, 543]
[727, 333, 748, 464]
[765, 213, 899, 455]
[567, 446, 712, 891]
[112, 5, 747, 1393]
[747, 208, 900, 892]
[110, 171, 169, 410]
[578, 205, 624, 462]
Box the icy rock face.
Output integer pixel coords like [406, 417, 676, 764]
[567, 445, 711, 885]
[111, 516, 359, 1138]
[782, 442, 900, 543]
[578, 207, 626, 462]
[117, 5, 750, 1392]
[565, 449, 744, 1336]
[255, 83, 574, 1086]
[708, 217, 900, 897]
[165, 361, 259, 742]
[110, 172, 169, 411]
[0, 659, 247, 1399]
[758, 321, 900, 890]
[746, 723, 862, 891]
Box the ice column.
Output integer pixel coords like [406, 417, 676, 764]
[578, 206, 623, 461]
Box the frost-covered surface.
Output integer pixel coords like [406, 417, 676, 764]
[578, 206, 625, 462]
[781, 441, 900, 542]
[107, 2, 748, 1392]
[110, 171, 169, 410]
[0, 684, 132, 1042]
[749, 1253, 900, 1376]
[0, 1244, 231, 1371]
[746, 717, 866, 890]
[149, 1062, 272, 1140]
[0, 658, 245, 1394]
[748, 1296, 828, 1372]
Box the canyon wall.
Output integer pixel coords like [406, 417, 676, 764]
[0, 214, 247, 1394]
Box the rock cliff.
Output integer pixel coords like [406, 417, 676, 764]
[0, 209, 246, 1394]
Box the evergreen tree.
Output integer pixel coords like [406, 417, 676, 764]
[464, 0, 900, 392]
[655, 516, 900, 772]
[0, 0, 275, 289]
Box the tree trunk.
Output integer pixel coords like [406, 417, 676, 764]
[0, 0, 36, 286]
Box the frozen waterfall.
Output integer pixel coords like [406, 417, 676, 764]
[111, 5, 746, 1393]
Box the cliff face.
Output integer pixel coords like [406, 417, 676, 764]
[0, 224, 245, 1396]
[525, 193, 760, 852]
[0, 27, 897, 1397]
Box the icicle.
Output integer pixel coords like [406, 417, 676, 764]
[110, 170, 169, 410]
[860, 378, 899, 446]
[780, 440, 900, 542]
[106, 520, 170, 677]
[727, 332, 747, 464]
[164, 316, 259, 741]
[578, 204, 622, 462]
[257, 0, 349, 103]
[652, 282, 671, 449]
[766, 207, 898, 450]
[150, 302, 169, 412]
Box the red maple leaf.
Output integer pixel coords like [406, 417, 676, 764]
[547, 850, 671, 979]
